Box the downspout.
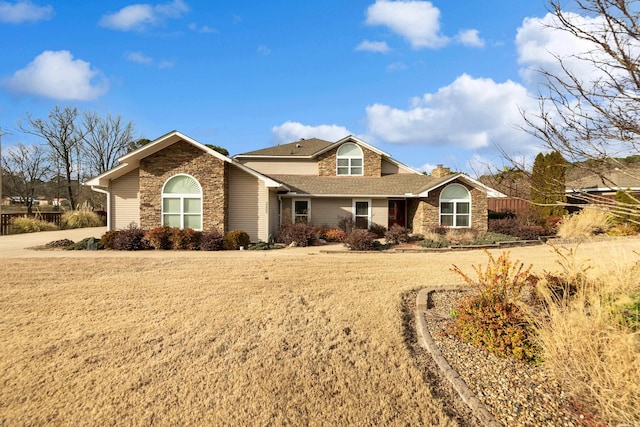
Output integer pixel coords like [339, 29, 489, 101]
[91, 186, 111, 230]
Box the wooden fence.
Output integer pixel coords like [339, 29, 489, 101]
[1, 212, 62, 235]
[488, 198, 530, 215]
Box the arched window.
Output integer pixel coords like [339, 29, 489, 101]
[162, 174, 202, 230]
[336, 143, 363, 176]
[440, 184, 471, 228]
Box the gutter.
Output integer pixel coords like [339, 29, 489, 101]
[90, 186, 111, 230]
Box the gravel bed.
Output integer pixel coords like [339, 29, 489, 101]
[422, 289, 579, 427]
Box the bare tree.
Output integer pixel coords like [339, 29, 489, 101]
[1, 143, 50, 213]
[19, 106, 88, 210]
[83, 112, 135, 176]
[522, 0, 640, 186]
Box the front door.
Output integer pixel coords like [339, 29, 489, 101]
[388, 200, 406, 228]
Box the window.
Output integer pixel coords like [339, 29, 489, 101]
[162, 174, 202, 230]
[293, 199, 310, 223]
[336, 143, 364, 176]
[439, 184, 471, 228]
[353, 200, 370, 229]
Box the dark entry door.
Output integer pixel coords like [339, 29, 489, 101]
[388, 200, 406, 228]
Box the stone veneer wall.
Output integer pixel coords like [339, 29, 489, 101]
[139, 140, 228, 232]
[317, 144, 382, 177]
[409, 180, 488, 233]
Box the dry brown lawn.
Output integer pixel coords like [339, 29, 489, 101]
[2, 237, 639, 426]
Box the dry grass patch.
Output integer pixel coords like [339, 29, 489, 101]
[2, 240, 639, 426]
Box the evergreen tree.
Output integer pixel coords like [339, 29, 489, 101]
[530, 151, 567, 220]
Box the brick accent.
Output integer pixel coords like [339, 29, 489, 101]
[139, 140, 228, 233]
[409, 180, 488, 233]
[317, 143, 382, 177]
[431, 164, 452, 178]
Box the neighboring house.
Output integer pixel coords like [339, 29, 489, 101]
[86, 130, 505, 242]
[566, 166, 640, 205]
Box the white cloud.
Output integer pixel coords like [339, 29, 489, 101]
[365, 0, 448, 49]
[0, 0, 53, 23]
[99, 0, 188, 31]
[456, 29, 484, 47]
[386, 62, 407, 72]
[2, 50, 108, 101]
[188, 22, 216, 33]
[125, 51, 153, 64]
[515, 12, 627, 86]
[272, 121, 351, 144]
[355, 40, 390, 53]
[365, 74, 538, 154]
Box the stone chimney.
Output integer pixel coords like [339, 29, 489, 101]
[431, 164, 452, 178]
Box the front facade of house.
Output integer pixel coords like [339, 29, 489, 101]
[86, 131, 504, 242]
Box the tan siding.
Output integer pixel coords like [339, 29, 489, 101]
[309, 198, 352, 227]
[228, 166, 265, 242]
[238, 159, 318, 175]
[111, 169, 140, 230]
[381, 159, 412, 174]
[371, 199, 388, 227]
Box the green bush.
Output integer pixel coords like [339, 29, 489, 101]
[64, 237, 104, 250]
[343, 229, 377, 251]
[224, 230, 251, 250]
[472, 231, 517, 245]
[61, 209, 104, 229]
[276, 223, 315, 247]
[419, 238, 449, 248]
[11, 217, 58, 233]
[448, 250, 539, 362]
[384, 224, 410, 244]
[200, 230, 224, 251]
[43, 239, 75, 249]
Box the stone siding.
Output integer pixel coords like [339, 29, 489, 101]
[139, 140, 227, 232]
[318, 144, 382, 177]
[409, 180, 488, 233]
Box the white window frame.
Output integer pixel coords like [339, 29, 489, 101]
[292, 198, 311, 224]
[439, 184, 471, 228]
[336, 143, 364, 176]
[352, 199, 371, 229]
[161, 174, 203, 230]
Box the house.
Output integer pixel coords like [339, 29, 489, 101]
[86, 130, 505, 242]
[566, 165, 640, 207]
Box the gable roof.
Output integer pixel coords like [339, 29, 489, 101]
[236, 138, 334, 157]
[85, 130, 283, 189]
[235, 135, 418, 174]
[268, 173, 506, 198]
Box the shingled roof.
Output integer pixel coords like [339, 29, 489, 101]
[237, 138, 334, 157]
[268, 174, 439, 196]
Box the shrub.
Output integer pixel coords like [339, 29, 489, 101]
[247, 241, 281, 250]
[337, 215, 355, 234]
[472, 231, 517, 245]
[384, 224, 411, 244]
[111, 226, 148, 251]
[418, 238, 449, 248]
[171, 228, 201, 250]
[444, 228, 479, 245]
[200, 230, 224, 251]
[533, 245, 640, 424]
[64, 237, 104, 250]
[100, 230, 120, 249]
[608, 223, 638, 236]
[343, 229, 377, 251]
[488, 217, 547, 240]
[276, 223, 315, 247]
[368, 223, 387, 238]
[448, 250, 539, 362]
[224, 230, 251, 250]
[556, 207, 613, 239]
[61, 209, 104, 229]
[11, 217, 58, 233]
[144, 226, 174, 250]
[44, 239, 75, 249]
[324, 228, 346, 242]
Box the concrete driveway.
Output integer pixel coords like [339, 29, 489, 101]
[0, 227, 107, 258]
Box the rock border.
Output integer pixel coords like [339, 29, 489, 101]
[415, 288, 502, 427]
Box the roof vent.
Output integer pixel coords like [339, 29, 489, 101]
[296, 143, 301, 148]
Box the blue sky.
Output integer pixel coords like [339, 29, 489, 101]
[0, 0, 589, 176]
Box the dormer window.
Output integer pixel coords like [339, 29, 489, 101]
[336, 143, 363, 176]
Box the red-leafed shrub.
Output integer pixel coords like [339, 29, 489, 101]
[276, 223, 315, 247]
[344, 229, 377, 251]
[200, 230, 224, 251]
